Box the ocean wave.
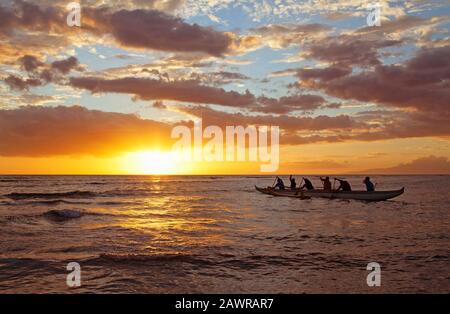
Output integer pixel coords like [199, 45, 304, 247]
[43, 209, 86, 220]
[3, 209, 111, 224]
[0, 199, 90, 207]
[3, 188, 179, 201]
[102, 188, 175, 197]
[0, 178, 39, 183]
[42, 209, 113, 221]
[4, 191, 97, 200]
[90, 253, 302, 270]
[95, 201, 138, 206]
[30, 199, 91, 206]
[3, 213, 38, 224]
[93, 253, 214, 266]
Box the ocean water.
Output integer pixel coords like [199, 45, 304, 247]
[0, 175, 448, 293]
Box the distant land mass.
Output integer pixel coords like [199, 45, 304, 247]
[353, 156, 450, 175]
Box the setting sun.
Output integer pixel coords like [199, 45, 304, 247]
[121, 151, 180, 175]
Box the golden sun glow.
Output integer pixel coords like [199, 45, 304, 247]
[120, 151, 181, 175]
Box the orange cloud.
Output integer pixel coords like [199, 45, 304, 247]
[250, 23, 331, 49]
[0, 1, 65, 36]
[297, 46, 450, 114]
[256, 94, 326, 114]
[0, 1, 235, 59]
[0, 105, 173, 157]
[84, 7, 233, 56]
[69, 75, 334, 114]
[303, 37, 401, 67]
[69, 76, 256, 107]
[5, 55, 82, 90]
[176, 105, 367, 145]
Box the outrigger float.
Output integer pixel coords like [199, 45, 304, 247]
[255, 186, 405, 201]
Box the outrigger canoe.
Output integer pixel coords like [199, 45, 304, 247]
[255, 185, 404, 201]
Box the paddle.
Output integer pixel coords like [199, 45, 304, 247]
[318, 176, 331, 190]
[271, 177, 277, 188]
[295, 177, 304, 195]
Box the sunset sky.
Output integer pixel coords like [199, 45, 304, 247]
[0, 0, 449, 174]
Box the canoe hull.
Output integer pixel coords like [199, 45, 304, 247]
[255, 186, 404, 201]
[254, 186, 308, 198]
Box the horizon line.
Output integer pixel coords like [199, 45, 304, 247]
[0, 173, 448, 176]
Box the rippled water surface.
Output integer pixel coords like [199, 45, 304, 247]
[0, 175, 449, 293]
